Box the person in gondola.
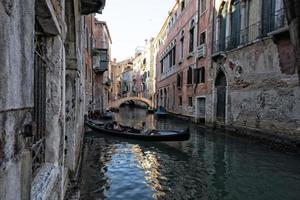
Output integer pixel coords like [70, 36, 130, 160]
[140, 122, 148, 135]
[112, 121, 124, 131]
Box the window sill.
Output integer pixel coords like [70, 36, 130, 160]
[200, 9, 207, 17]
[187, 52, 194, 59]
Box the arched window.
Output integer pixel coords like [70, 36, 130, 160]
[230, 0, 241, 49]
[218, 1, 227, 51]
[180, 30, 184, 59]
[187, 66, 193, 84]
[189, 20, 195, 53]
[215, 70, 227, 122]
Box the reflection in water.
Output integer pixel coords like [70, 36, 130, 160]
[80, 106, 300, 200]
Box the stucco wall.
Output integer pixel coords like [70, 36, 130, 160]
[210, 38, 300, 134]
[0, 0, 35, 199]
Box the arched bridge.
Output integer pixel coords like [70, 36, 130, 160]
[111, 96, 153, 108]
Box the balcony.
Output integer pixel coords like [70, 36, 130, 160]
[196, 44, 206, 58]
[93, 57, 108, 73]
[81, 0, 106, 15]
[213, 8, 288, 55]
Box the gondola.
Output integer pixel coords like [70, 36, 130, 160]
[154, 107, 168, 118]
[147, 107, 156, 114]
[85, 120, 190, 142]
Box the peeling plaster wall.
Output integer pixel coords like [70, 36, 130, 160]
[0, 0, 35, 199]
[210, 38, 300, 134]
[65, 0, 85, 177]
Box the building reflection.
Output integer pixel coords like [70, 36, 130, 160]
[131, 144, 167, 200]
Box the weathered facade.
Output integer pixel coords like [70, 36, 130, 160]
[208, 0, 299, 135]
[155, 0, 299, 136]
[0, 0, 106, 199]
[92, 20, 112, 112]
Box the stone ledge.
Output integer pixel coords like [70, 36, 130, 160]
[31, 163, 60, 200]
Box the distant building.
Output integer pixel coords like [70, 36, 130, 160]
[111, 59, 134, 99]
[132, 39, 156, 100]
[92, 20, 112, 112]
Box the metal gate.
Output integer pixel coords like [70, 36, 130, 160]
[32, 35, 47, 176]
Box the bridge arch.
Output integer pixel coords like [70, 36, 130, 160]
[111, 96, 154, 108]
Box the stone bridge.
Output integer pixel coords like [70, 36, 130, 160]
[111, 96, 153, 108]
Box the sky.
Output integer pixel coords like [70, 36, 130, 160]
[96, 0, 175, 61]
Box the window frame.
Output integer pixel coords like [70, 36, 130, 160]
[200, 31, 206, 45]
[188, 96, 193, 107]
[200, 0, 207, 14]
[187, 66, 193, 85]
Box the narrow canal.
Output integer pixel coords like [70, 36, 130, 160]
[80, 106, 300, 200]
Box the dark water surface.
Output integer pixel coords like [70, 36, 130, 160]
[80, 106, 300, 200]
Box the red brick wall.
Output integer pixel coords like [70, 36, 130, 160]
[276, 34, 296, 75]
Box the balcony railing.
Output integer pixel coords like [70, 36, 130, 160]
[213, 8, 288, 54]
[196, 44, 206, 58]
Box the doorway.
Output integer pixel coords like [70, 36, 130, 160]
[215, 70, 227, 123]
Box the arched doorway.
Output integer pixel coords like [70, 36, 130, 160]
[215, 70, 227, 123]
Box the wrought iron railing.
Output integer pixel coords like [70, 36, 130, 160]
[33, 36, 47, 176]
[213, 8, 287, 54]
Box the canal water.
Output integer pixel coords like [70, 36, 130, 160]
[80, 106, 300, 200]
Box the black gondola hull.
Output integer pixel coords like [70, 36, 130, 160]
[85, 121, 190, 142]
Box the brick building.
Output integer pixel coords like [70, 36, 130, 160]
[155, 0, 299, 135]
[156, 0, 201, 118]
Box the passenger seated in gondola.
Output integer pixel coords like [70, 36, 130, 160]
[112, 121, 124, 131]
[140, 122, 148, 135]
[105, 121, 124, 131]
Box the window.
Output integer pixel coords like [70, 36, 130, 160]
[229, 0, 241, 49]
[194, 67, 205, 84]
[200, 67, 205, 83]
[179, 96, 182, 106]
[143, 58, 147, 65]
[100, 50, 108, 69]
[169, 52, 173, 68]
[170, 46, 176, 66]
[187, 67, 193, 84]
[188, 97, 193, 107]
[189, 20, 195, 53]
[181, 0, 185, 11]
[200, 31, 206, 45]
[218, 2, 227, 52]
[194, 68, 200, 84]
[177, 73, 181, 88]
[200, 0, 206, 13]
[180, 31, 184, 60]
[160, 60, 164, 74]
[262, 0, 276, 35]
